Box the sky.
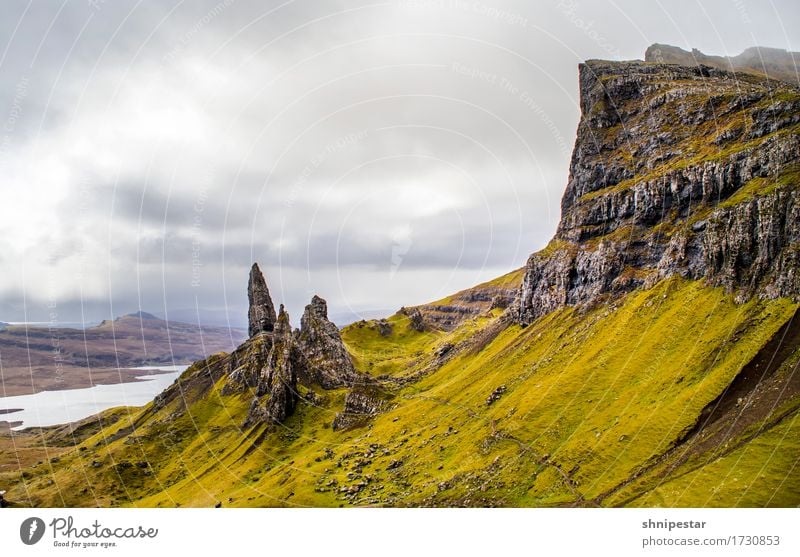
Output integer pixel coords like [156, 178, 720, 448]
[0, 0, 797, 328]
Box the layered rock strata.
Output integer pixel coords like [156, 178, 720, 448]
[516, 59, 800, 325]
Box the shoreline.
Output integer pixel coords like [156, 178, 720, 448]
[0, 364, 189, 397]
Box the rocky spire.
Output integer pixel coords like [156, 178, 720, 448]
[297, 295, 359, 389]
[237, 283, 359, 429]
[248, 263, 277, 337]
[263, 306, 298, 424]
[244, 305, 301, 427]
[274, 304, 291, 336]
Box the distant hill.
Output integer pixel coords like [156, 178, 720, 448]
[0, 313, 247, 396]
[646, 43, 800, 85]
[128, 311, 160, 320]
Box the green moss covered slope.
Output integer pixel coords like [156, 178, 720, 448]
[4, 277, 797, 507]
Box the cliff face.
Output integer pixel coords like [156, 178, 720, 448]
[516, 59, 800, 325]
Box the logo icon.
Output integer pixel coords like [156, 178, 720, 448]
[20, 517, 45, 545]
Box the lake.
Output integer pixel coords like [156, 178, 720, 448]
[0, 366, 186, 430]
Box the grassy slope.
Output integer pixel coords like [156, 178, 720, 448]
[6, 277, 798, 507]
[342, 313, 442, 378]
[629, 416, 800, 507]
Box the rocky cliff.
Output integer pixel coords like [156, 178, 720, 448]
[515, 58, 800, 325]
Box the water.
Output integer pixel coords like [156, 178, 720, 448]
[0, 367, 186, 430]
[3, 321, 100, 329]
[127, 365, 187, 372]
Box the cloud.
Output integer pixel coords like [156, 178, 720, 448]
[0, 0, 797, 325]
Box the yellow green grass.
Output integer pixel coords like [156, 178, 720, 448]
[6, 276, 798, 507]
[341, 313, 442, 377]
[629, 415, 800, 507]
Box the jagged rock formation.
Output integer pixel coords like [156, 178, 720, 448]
[157, 266, 363, 430]
[332, 381, 389, 431]
[296, 295, 359, 389]
[248, 263, 278, 337]
[245, 306, 301, 426]
[645, 43, 800, 86]
[515, 57, 800, 325]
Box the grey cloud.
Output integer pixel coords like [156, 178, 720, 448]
[1, 0, 798, 324]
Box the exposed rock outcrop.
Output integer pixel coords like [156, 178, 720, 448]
[153, 265, 368, 427]
[332, 381, 388, 431]
[296, 295, 359, 389]
[158, 266, 364, 431]
[245, 306, 301, 427]
[516, 56, 800, 325]
[399, 307, 426, 332]
[248, 263, 277, 337]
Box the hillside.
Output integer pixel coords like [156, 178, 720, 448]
[1, 49, 798, 508]
[0, 313, 246, 396]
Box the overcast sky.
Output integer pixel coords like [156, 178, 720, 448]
[0, 0, 797, 327]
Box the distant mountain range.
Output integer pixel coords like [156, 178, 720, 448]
[0, 313, 246, 396]
[645, 44, 799, 85]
